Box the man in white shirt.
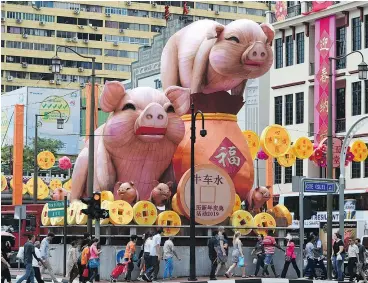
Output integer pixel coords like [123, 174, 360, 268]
[143, 229, 164, 282]
[348, 238, 359, 282]
[26, 242, 44, 283]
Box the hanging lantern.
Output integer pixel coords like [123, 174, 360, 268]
[164, 5, 170, 21]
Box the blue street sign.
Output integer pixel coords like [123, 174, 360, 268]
[304, 181, 336, 193]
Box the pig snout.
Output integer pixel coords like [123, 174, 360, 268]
[243, 42, 267, 65]
[135, 103, 168, 138]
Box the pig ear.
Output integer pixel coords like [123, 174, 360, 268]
[206, 24, 225, 40]
[152, 180, 160, 187]
[100, 81, 126, 112]
[129, 181, 135, 187]
[166, 181, 173, 188]
[165, 86, 191, 116]
[260, 23, 275, 44]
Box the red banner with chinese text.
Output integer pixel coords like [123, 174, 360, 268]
[314, 16, 336, 144]
[302, 1, 333, 15]
[13, 104, 24, 206]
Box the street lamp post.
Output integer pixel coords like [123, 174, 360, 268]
[327, 50, 367, 279]
[33, 110, 64, 204]
[189, 102, 207, 282]
[52, 46, 96, 235]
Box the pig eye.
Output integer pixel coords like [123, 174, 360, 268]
[226, 36, 240, 43]
[122, 103, 136, 111]
[166, 105, 175, 113]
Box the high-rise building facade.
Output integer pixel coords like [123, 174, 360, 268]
[268, 1, 368, 195]
[1, 1, 270, 93]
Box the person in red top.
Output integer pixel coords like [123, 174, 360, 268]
[281, 234, 300, 278]
[262, 230, 284, 278]
[123, 235, 138, 282]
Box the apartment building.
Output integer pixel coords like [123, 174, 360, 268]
[1, 1, 270, 93]
[268, 1, 368, 194]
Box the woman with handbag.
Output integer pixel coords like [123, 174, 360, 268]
[250, 234, 269, 277]
[79, 240, 90, 283]
[281, 234, 300, 278]
[332, 233, 345, 281]
[88, 238, 101, 283]
[215, 231, 229, 277]
[225, 231, 247, 278]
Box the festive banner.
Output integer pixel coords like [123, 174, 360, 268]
[275, 1, 287, 22]
[182, 1, 189, 15]
[314, 16, 336, 144]
[85, 83, 99, 141]
[303, 1, 333, 15]
[12, 104, 24, 206]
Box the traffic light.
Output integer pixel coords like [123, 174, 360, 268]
[303, 196, 317, 220]
[80, 192, 109, 220]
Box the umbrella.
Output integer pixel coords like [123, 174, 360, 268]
[1, 231, 15, 238]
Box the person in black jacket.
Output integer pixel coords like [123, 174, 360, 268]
[208, 230, 218, 280]
[1, 241, 12, 283]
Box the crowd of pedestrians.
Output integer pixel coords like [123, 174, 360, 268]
[1, 229, 367, 283]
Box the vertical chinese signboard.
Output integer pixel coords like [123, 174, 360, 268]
[314, 16, 336, 144]
[13, 104, 24, 206]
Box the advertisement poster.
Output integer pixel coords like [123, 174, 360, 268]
[26, 87, 81, 155]
[319, 221, 357, 255]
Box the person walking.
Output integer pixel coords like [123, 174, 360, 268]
[66, 241, 79, 283]
[88, 238, 101, 283]
[16, 235, 44, 283]
[355, 238, 367, 283]
[26, 241, 44, 283]
[281, 234, 300, 278]
[123, 235, 138, 282]
[207, 230, 219, 280]
[262, 230, 282, 278]
[304, 234, 317, 279]
[163, 236, 181, 280]
[40, 232, 60, 283]
[312, 233, 327, 280]
[79, 240, 90, 283]
[225, 231, 247, 278]
[143, 228, 164, 282]
[2, 241, 12, 283]
[137, 233, 152, 281]
[348, 238, 359, 282]
[215, 228, 228, 277]
[332, 232, 345, 281]
[251, 234, 269, 277]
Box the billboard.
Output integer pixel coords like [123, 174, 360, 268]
[25, 87, 81, 155]
[1, 87, 28, 146]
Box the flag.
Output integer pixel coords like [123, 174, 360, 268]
[164, 5, 170, 21]
[302, 1, 333, 15]
[183, 1, 189, 15]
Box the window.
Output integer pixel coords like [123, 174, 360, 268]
[7, 71, 27, 79]
[365, 144, 368, 178]
[296, 32, 304, 64]
[295, 92, 304, 124]
[274, 96, 282, 125]
[336, 26, 346, 69]
[365, 80, 368, 114]
[196, 3, 209, 10]
[275, 38, 283, 69]
[237, 7, 247, 14]
[352, 82, 362, 116]
[285, 94, 293, 125]
[150, 12, 163, 19]
[284, 166, 292, 183]
[274, 162, 281, 184]
[285, 35, 293, 66]
[127, 10, 149, 17]
[1, 26, 4, 33]
[104, 49, 138, 59]
[335, 88, 346, 132]
[352, 17, 361, 51]
[7, 11, 55, 22]
[295, 158, 303, 176]
[1, 40, 3, 48]
[104, 35, 149, 45]
[105, 7, 127, 16]
[246, 8, 264, 16]
[104, 63, 130, 72]
[365, 15, 368, 48]
[89, 48, 102, 56]
[351, 161, 361, 179]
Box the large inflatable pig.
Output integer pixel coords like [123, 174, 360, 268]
[70, 82, 191, 201]
[161, 19, 274, 95]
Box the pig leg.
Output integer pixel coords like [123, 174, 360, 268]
[70, 147, 88, 200]
[96, 141, 116, 192]
[161, 37, 180, 91]
[191, 39, 216, 93]
[231, 79, 247, 96]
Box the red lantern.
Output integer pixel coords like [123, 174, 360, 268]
[183, 1, 189, 15]
[164, 5, 170, 21]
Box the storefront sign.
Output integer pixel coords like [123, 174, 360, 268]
[177, 164, 235, 225]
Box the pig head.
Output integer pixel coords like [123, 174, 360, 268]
[149, 180, 173, 207]
[114, 181, 139, 205]
[161, 19, 274, 95]
[70, 82, 191, 201]
[246, 186, 271, 212]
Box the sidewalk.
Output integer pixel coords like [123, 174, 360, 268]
[10, 269, 347, 283]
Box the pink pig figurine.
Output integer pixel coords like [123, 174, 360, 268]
[70, 82, 191, 201]
[161, 19, 274, 95]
